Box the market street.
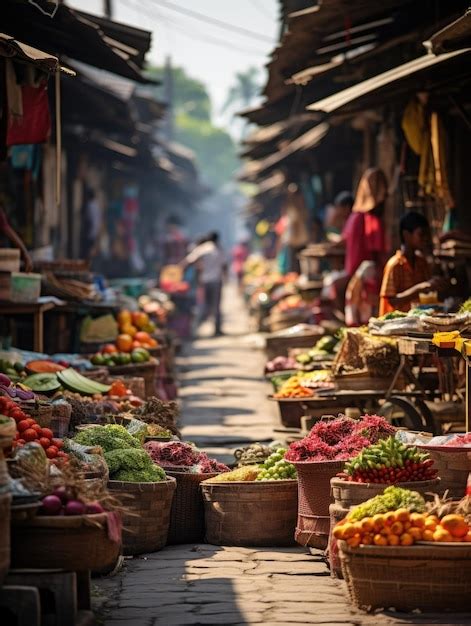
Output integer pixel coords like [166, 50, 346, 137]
[95, 285, 471, 626]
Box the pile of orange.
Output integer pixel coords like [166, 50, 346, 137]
[113, 310, 158, 352]
[274, 375, 314, 399]
[334, 511, 471, 548]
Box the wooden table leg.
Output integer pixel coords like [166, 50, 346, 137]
[33, 311, 43, 353]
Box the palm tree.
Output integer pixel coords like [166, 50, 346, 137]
[222, 66, 261, 118]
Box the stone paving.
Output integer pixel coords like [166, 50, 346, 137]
[95, 285, 471, 626]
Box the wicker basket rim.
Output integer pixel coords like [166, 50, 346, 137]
[331, 477, 441, 487]
[108, 477, 176, 488]
[338, 539, 471, 557]
[14, 512, 109, 528]
[418, 444, 471, 454]
[292, 459, 345, 466]
[201, 478, 298, 487]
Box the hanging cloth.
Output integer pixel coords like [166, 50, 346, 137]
[430, 112, 454, 209]
[7, 80, 51, 145]
[5, 59, 23, 120]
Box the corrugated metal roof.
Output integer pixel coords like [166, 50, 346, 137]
[307, 49, 471, 114]
[0, 33, 74, 74]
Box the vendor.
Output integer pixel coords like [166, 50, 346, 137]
[0, 207, 32, 272]
[379, 211, 445, 316]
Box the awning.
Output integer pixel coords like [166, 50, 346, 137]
[239, 123, 329, 180]
[243, 113, 317, 146]
[307, 49, 471, 115]
[0, 33, 74, 74]
[426, 9, 471, 55]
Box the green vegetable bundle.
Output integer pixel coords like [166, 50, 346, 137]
[74, 424, 140, 452]
[347, 486, 426, 521]
[105, 448, 166, 483]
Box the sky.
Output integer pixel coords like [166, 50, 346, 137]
[68, 0, 279, 124]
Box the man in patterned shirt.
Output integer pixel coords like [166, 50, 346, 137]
[379, 211, 444, 316]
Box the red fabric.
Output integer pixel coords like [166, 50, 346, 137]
[342, 212, 385, 276]
[7, 82, 51, 145]
[274, 215, 288, 237]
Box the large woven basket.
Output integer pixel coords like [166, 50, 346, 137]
[330, 478, 441, 508]
[0, 491, 11, 586]
[19, 401, 53, 428]
[11, 512, 121, 572]
[107, 478, 176, 555]
[418, 446, 471, 498]
[166, 470, 218, 544]
[111, 359, 159, 398]
[328, 503, 348, 579]
[201, 480, 298, 547]
[339, 541, 471, 611]
[293, 460, 345, 549]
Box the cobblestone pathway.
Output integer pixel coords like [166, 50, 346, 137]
[95, 286, 471, 626]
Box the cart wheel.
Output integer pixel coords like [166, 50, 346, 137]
[378, 396, 427, 431]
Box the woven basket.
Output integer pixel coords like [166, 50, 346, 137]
[328, 503, 349, 579]
[418, 447, 471, 498]
[50, 402, 72, 438]
[166, 470, 218, 544]
[19, 402, 53, 428]
[107, 376, 146, 399]
[0, 491, 11, 586]
[201, 480, 298, 547]
[339, 541, 471, 611]
[111, 359, 159, 398]
[11, 512, 121, 572]
[293, 460, 345, 549]
[330, 478, 441, 508]
[107, 478, 176, 555]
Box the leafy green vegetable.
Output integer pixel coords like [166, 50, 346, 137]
[347, 486, 426, 521]
[459, 298, 471, 314]
[105, 448, 166, 482]
[74, 424, 140, 452]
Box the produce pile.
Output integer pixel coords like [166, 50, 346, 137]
[90, 346, 152, 368]
[285, 415, 396, 462]
[334, 488, 471, 546]
[39, 487, 105, 517]
[264, 356, 297, 374]
[144, 441, 230, 474]
[72, 424, 166, 482]
[208, 466, 261, 482]
[295, 335, 340, 366]
[256, 448, 296, 481]
[0, 373, 35, 399]
[234, 442, 273, 466]
[132, 396, 180, 436]
[341, 437, 438, 483]
[1, 396, 68, 463]
[273, 374, 314, 399]
[445, 433, 471, 446]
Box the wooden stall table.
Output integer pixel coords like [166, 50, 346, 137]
[0, 301, 56, 353]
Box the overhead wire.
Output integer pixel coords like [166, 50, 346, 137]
[145, 0, 274, 43]
[119, 0, 270, 56]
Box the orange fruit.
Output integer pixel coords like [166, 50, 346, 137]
[380, 526, 391, 536]
[400, 532, 414, 546]
[148, 338, 158, 348]
[408, 527, 423, 541]
[341, 523, 356, 539]
[433, 527, 453, 542]
[102, 343, 117, 354]
[373, 534, 388, 546]
[395, 508, 410, 523]
[463, 531, 471, 543]
[388, 534, 400, 546]
[424, 517, 438, 531]
[116, 334, 133, 353]
[410, 513, 426, 529]
[135, 331, 151, 343]
[361, 533, 373, 545]
[131, 340, 142, 350]
[122, 324, 138, 338]
[384, 512, 396, 526]
[372, 514, 385, 532]
[390, 521, 404, 536]
[422, 529, 434, 542]
[132, 311, 149, 329]
[403, 521, 412, 530]
[333, 524, 346, 540]
[440, 514, 469, 539]
[360, 518, 374, 533]
[117, 310, 131, 326]
[347, 534, 361, 548]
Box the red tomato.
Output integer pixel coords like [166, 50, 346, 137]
[17, 439, 25, 445]
[39, 437, 51, 449]
[57, 451, 68, 458]
[23, 428, 38, 442]
[46, 446, 58, 459]
[51, 438, 63, 449]
[25, 418, 35, 427]
[32, 424, 43, 435]
[41, 428, 54, 440]
[18, 420, 30, 432]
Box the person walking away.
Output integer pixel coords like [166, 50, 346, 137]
[379, 211, 447, 316]
[182, 232, 227, 336]
[232, 239, 249, 290]
[0, 207, 32, 272]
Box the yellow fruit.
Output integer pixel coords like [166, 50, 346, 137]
[395, 508, 410, 523]
[384, 511, 396, 526]
[373, 534, 388, 546]
[400, 532, 414, 546]
[341, 523, 356, 539]
[347, 534, 361, 548]
[361, 533, 373, 545]
[424, 517, 438, 531]
[410, 513, 426, 529]
[372, 514, 385, 532]
[333, 524, 345, 540]
[390, 521, 404, 536]
[433, 527, 453, 542]
[380, 526, 391, 536]
[360, 518, 374, 533]
[440, 514, 469, 539]
[408, 527, 423, 541]
[403, 521, 412, 530]
[388, 534, 400, 546]
[422, 529, 434, 542]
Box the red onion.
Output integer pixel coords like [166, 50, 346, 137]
[86, 501, 104, 514]
[52, 486, 69, 504]
[64, 500, 86, 516]
[40, 495, 63, 515]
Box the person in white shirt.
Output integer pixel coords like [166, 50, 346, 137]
[182, 231, 227, 336]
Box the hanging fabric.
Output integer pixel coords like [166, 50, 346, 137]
[7, 80, 51, 145]
[5, 59, 23, 119]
